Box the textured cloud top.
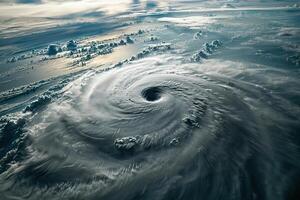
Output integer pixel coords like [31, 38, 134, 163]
[0, 1, 300, 200]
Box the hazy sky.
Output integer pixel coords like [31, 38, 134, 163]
[0, 0, 139, 3]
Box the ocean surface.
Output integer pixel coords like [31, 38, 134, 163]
[0, 1, 300, 200]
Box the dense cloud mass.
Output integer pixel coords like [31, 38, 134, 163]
[0, 0, 300, 200]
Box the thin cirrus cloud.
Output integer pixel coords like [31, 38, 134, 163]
[0, 0, 42, 3]
[0, 0, 135, 18]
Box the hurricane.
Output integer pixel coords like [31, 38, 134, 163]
[0, 0, 300, 200]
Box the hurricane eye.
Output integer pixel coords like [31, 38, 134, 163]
[141, 87, 162, 102]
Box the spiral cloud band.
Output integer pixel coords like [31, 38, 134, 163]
[1, 55, 298, 200]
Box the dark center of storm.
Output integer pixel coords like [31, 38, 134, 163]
[141, 86, 162, 102]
